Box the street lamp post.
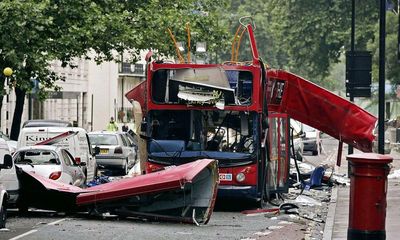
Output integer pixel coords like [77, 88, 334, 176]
[3, 67, 13, 135]
[3, 67, 13, 78]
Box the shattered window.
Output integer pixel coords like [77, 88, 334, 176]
[151, 68, 253, 106]
[15, 150, 59, 165]
[149, 110, 255, 154]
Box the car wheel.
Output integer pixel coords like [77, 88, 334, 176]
[295, 150, 303, 161]
[94, 164, 98, 178]
[312, 150, 318, 156]
[122, 160, 128, 176]
[83, 167, 88, 179]
[0, 203, 6, 229]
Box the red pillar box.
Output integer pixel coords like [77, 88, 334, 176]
[347, 153, 392, 240]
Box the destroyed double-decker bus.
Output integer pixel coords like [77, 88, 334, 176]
[126, 19, 377, 203]
[126, 22, 290, 204]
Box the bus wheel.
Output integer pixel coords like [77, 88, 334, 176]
[257, 197, 266, 209]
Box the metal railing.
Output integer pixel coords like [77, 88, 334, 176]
[116, 107, 134, 122]
[119, 62, 145, 76]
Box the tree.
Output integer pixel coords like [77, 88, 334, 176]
[218, 0, 379, 90]
[368, 11, 400, 89]
[0, 0, 228, 140]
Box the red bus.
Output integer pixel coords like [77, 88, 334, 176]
[126, 20, 377, 204]
[126, 23, 289, 203]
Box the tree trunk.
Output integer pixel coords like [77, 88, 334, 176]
[10, 87, 26, 140]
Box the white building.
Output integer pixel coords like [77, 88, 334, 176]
[1, 52, 146, 135]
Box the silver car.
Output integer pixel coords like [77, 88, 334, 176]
[302, 124, 321, 155]
[14, 146, 86, 186]
[88, 131, 137, 175]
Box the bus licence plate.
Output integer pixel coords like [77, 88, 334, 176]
[219, 173, 232, 181]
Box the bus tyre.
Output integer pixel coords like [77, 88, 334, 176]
[257, 197, 266, 209]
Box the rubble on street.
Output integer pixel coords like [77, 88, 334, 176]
[238, 148, 346, 240]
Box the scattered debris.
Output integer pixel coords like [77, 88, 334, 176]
[293, 195, 322, 207]
[278, 220, 293, 225]
[267, 225, 283, 230]
[330, 174, 350, 186]
[388, 169, 400, 179]
[254, 230, 272, 236]
[86, 176, 111, 187]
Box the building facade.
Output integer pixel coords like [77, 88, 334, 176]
[1, 52, 146, 135]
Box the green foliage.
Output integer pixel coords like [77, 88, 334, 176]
[218, 0, 381, 90]
[367, 12, 400, 91]
[0, 0, 229, 138]
[0, 0, 228, 95]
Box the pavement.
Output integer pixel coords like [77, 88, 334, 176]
[322, 149, 400, 240]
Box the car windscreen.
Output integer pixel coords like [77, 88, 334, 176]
[15, 150, 59, 165]
[88, 134, 118, 145]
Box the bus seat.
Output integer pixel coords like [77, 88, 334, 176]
[149, 140, 185, 153]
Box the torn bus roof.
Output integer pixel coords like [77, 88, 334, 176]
[16, 170, 89, 212]
[125, 80, 147, 114]
[267, 69, 376, 152]
[16, 159, 219, 225]
[76, 159, 219, 224]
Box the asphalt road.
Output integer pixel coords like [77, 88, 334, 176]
[1, 136, 339, 240]
[3, 208, 295, 240]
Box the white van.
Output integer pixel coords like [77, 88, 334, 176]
[0, 138, 19, 205]
[17, 127, 97, 181]
[0, 150, 14, 229]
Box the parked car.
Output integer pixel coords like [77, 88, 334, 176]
[290, 120, 304, 161]
[302, 124, 321, 155]
[0, 131, 17, 155]
[88, 131, 137, 175]
[14, 146, 86, 187]
[17, 126, 97, 181]
[126, 130, 139, 161]
[0, 150, 13, 229]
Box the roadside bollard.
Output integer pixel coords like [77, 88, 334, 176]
[347, 153, 392, 240]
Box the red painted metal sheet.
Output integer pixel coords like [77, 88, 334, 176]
[18, 160, 219, 224]
[125, 80, 147, 114]
[267, 69, 376, 152]
[77, 159, 216, 205]
[23, 170, 91, 194]
[35, 131, 78, 146]
[246, 24, 260, 65]
[16, 170, 92, 212]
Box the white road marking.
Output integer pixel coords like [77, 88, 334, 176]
[48, 218, 66, 226]
[9, 230, 38, 240]
[9, 218, 67, 240]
